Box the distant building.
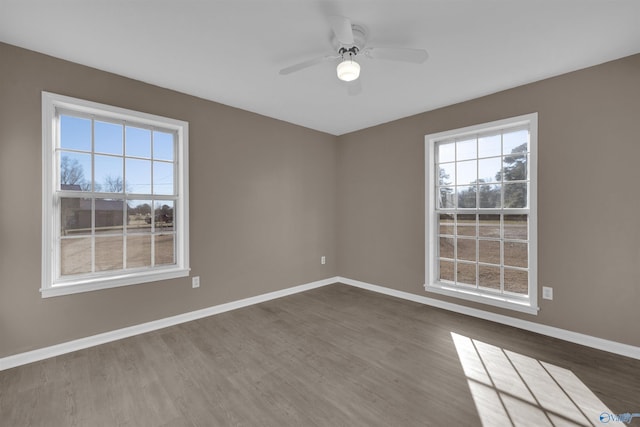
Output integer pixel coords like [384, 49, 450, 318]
[61, 184, 82, 191]
[61, 196, 125, 233]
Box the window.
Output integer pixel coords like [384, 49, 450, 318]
[42, 92, 189, 297]
[425, 113, 537, 314]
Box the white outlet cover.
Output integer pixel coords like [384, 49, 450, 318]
[542, 286, 553, 300]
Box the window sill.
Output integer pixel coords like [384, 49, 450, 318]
[41, 268, 190, 298]
[424, 282, 539, 315]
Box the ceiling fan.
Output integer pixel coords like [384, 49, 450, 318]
[279, 16, 428, 85]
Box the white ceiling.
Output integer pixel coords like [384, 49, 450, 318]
[1, 1, 640, 135]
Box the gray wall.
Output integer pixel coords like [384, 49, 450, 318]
[2, 41, 639, 359]
[337, 53, 640, 347]
[0, 42, 338, 358]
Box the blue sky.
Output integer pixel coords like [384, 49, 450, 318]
[437, 129, 528, 186]
[59, 115, 174, 195]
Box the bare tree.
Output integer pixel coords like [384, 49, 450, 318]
[60, 155, 93, 190]
[60, 156, 85, 186]
[102, 175, 127, 193]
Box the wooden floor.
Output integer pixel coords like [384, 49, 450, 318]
[1, 284, 639, 426]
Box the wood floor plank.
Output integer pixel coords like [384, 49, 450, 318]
[2, 283, 639, 426]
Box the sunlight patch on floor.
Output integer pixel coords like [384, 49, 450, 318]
[450, 332, 625, 427]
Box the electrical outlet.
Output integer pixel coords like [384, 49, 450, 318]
[321, 256, 326, 265]
[542, 286, 553, 300]
[192, 276, 200, 288]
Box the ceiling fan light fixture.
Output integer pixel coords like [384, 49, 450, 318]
[337, 58, 360, 82]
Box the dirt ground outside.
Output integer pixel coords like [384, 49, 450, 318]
[437, 215, 529, 294]
[60, 217, 175, 276]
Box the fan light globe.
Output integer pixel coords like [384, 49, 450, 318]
[337, 59, 360, 82]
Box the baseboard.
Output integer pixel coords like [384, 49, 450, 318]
[4, 275, 638, 371]
[337, 276, 640, 360]
[0, 277, 339, 371]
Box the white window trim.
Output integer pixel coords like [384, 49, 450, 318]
[41, 92, 190, 298]
[424, 113, 538, 315]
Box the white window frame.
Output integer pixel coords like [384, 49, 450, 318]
[41, 92, 190, 298]
[424, 113, 538, 314]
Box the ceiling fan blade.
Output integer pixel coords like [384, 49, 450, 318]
[364, 47, 429, 64]
[329, 15, 354, 45]
[279, 55, 336, 75]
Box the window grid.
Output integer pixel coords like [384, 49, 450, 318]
[437, 213, 529, 296]
[434, 127, 530, 298]
[55, 111, 178, 280]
